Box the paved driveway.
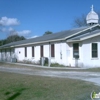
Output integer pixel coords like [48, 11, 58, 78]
[0, 66, 100, 86]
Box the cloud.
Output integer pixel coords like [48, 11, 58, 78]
[17, 30, 31, 35]
[0, 16, 31, 37]
[27, 35, 38, 39]
[0, 27, 15, 33]
[0, 17, 19, 26]
[0, 27, 31, 37]
[1, 28, 7, 32]
[30, 35, 38, 38]
[8, 27, 14, 31]
[9, 28, 31, 35]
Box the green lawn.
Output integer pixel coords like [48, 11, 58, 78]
[0, 71, 100, 100]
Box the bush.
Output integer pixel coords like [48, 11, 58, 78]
[44, 62, 66, 67]
[22, 59, 40, 65]
[51, 63, 66, 67]
[23, 59, 32, 64]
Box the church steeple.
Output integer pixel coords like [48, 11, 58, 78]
[86, 5, 99, 25]
[91, 5, 94, 12]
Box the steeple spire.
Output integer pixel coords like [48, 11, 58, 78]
[86, 5, 99, 25]
[91, 5, 94, 12]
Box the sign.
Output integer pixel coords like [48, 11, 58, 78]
[91, 91, 100, 100]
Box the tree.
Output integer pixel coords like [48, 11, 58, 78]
[73, 14, 87, 27]
[43, 31, 53, 35]
[0, 40, 4, 46]
[0, 34, 26, 46]
[73, 11, 100, 27]
[6, 34, 25, 43]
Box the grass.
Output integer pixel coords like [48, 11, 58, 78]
[86, 67, 100, 72]
[0, 71, 100, 100]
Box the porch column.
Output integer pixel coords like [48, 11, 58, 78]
[48, 42, 51, 67]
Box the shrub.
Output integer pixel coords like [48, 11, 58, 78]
[44, 62, 66, 67]
[23, 59, 32, 64]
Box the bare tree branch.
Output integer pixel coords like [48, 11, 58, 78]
[73, 12, 100, 27]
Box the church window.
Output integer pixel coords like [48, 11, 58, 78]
[92, 43, 98, 58]
[73, 43, 79, 58]
[51, 44, 55, 57]
[32, 46, 34, 57]
[40, 45, 43, 57]
[25, 47, 27, 57]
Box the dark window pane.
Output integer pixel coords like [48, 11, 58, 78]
[73, 43, 79, 58]
[32, 46, 34, 57]
[92, 51, 97, 57]
[51, 44, 55, 57]
[41, 45, 43, 57]
[92, 43, 98, 58]
[25, 47, 27, 57]
[92, 43, 97, 50]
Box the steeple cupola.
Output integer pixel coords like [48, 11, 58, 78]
[86, 5, 99, 25]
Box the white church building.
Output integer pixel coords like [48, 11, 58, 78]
[0, 5, 100, 68]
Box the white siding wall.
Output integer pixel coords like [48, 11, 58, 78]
[2, 36, 100, 68]
[54, 43, 60, 63]
[44, 45, 49, 57]
[54, 42, 68, 65]
[68, 35, 100, 68]
[0, 49, 15, 62]
[27, 47, 32, 59]
[51, 42, 68, 66]
[15, 47, 25, 61]
[62, 43, 69, 65]
[6, 49, 11, 62]
[14, 42, 69, 66]
[2, 50, 6, 61]
[82, 35, 100, 68]
[35, 46, 40, 60]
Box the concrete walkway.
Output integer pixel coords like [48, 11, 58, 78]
[0, 63, 100, 86]
[2, 62, 88, 69]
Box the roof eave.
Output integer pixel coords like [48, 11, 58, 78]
[67, 31, 100, 42]
[65, 24, 100, 40]
[11, 38, 65, 47]
[67, 40, 81, 43]
[81, 32, 100, 41]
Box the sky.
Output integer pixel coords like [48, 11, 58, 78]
[0, 0, 100, 39]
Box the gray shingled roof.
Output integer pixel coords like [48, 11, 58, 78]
[67, 29, 100, 41]
[0, 25, 96, 49]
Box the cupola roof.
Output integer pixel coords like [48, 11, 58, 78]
[86, 5, 99, 25]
